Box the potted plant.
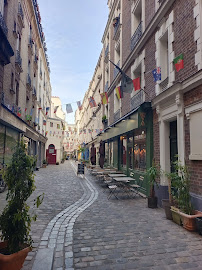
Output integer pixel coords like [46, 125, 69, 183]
[102, 115, 107, 123]
[168, 159, 202, 230]
[161, 174, 173, 220]
[146, 160, 161, 208]
[42, 159, 47, 168]
[0, 140, 43, 270]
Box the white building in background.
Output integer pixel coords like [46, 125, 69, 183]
[45, 97, 65, 164]
[63, 123, 77, 157]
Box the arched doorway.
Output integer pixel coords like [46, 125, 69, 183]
[46, 144, 56, 164]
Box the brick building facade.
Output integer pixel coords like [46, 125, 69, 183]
[77, 0, 202, 209]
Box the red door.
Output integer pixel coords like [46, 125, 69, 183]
[46, 144, 57, 164]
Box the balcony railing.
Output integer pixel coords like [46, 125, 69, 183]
[113, 60, 120, 79]
[114, 109, 120, 122]
[0, 11, 8, 36]
[15, 50, 22, 67]
[18, 2, 24, 21]
[130, 90, 144, 111]
[27, 74, 32, 88]
[131, 21, 142, 51]
[104, 81, 109, 92]
[113, 14, 120, 38]
[159, 77, 168, 92]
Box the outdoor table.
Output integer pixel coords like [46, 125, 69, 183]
[113, 177, 134, 181]
[108, 174, 126, 177]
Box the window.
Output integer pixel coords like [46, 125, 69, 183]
[50, 122, 53, 128]
[121, 136, 127, 168]
[185, 104, 202, 160]
[15, 81, 19, 106]
[159, 31, 169, 82]
[134, 132, 146, 171]
[11, 72, 14, 92]
[131, 0, 145, 50]
[128, 136, 133, 169]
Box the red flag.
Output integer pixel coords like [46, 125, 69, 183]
[133, 77, 141, 91]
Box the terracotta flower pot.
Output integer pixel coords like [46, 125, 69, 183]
[179, 210, 202, 232]
[0, 242, 31, 270]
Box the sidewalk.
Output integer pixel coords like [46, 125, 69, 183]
[1, 161, 202, 270]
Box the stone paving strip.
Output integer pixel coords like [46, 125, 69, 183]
[32, 162, 98, 270]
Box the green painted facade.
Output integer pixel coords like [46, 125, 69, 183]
[104, 103, 153, 196]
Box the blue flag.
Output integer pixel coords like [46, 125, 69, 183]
[152, 67, 161, 82]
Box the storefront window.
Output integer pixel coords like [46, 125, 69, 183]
[134, 133, 146, 171]
[109, 141, 113, 166]
[121, 136, 127, 168]
[128, 137, 133, 169]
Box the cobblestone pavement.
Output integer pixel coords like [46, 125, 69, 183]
[0, 161, 202, 270]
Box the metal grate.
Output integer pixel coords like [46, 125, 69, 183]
[159, 77, 168, 92]
[130, 90, 143, 111]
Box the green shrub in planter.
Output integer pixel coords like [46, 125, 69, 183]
[0, 140, 44, 254]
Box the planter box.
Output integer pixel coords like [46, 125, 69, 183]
[179, 210, 202, 232]
[171, 206, 182, 226]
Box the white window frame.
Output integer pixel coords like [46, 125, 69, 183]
[155, 11, 175, 95]
[194, 0, 202, 70]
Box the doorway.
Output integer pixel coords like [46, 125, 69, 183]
[46, 144, 57, 164]
[170, 120, 178, 172]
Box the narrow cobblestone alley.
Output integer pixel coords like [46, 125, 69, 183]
[1, 161, 202, 270]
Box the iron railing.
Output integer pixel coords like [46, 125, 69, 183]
[114, 14, 120, 37]
[159, 77, 168, 92]
[114, 109, 120, 122]
[130, 90, 144, 111]
[131, 21, 142, 51]
[18, 2, 24, 20]
[0, 12, 8, 36]
[113, 60, 120, 79]
[15, 50, 22, 67]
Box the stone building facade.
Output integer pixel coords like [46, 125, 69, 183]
[77, 0, 202, 209]
[0, 0, 51, 168]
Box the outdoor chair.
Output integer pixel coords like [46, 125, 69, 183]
[129, 175, 147, 198]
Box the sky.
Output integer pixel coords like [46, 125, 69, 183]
[38, 0, 109, 124]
